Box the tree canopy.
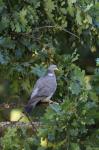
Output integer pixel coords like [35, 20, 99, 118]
[0, 0, 99, 149]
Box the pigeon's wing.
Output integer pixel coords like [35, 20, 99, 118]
[27, 75, 56, 106]
[25, 77, 48, 113]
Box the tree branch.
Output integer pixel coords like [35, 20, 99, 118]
[0, 121, 40, 130]
[35, 25, 80, 39]
[0, 103, 25, 110]
[9, 25, 80, 39]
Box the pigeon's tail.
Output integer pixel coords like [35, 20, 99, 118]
[24, 105, 33, 114]
[24, 100, 38, 114]
[24, 97, 42, 114]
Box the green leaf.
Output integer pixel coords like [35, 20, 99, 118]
[70, 143, 80, 150]
[31, 65, 46, 77]
[49, 103, 61, 113]
[76, 8, 82, 25]
[86, 15, 92, 24]
[19, 9, 27, 26]
[69, 81, 81, 95]
[0, 37, 15, 49]
[44, 0, 55, 22]
[68, 0, 77, 6]
[15, 22, 21, 32]
[0, 16, 9, 31]
[37, 147, 46, 150]
[0, 52, 10, 64]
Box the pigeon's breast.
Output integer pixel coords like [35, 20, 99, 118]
[45, 76, 57, 94]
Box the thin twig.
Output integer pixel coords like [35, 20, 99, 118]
[35, 25, 80, 39]
[12, 110, 37, 133]
[7, 0, 13, 13]
[24, 112, 37, 133]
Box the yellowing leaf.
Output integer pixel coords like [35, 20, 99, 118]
[40, 137, 48, 148]
[91, 46, 96, 52]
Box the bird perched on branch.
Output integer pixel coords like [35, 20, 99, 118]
[25, 64, 58, 114]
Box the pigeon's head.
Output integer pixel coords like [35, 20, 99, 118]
[48, 64, 58, 72]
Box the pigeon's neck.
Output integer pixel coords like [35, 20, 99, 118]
[47, 70, 55, 77]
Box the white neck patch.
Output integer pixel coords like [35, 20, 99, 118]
[48, 73, 54, 77]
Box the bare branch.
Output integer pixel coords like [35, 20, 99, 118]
[35, 25, 80, 39]
[0, 103, 25, 110]
[0, 121, 40, 130]
[9, 25, 80, 39]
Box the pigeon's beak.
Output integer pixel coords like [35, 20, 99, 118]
[55, 67, 59, 71]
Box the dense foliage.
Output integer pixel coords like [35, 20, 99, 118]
[1, 55, 99, 150]
[0, 0, 99, 149]
[0, 0, 99, 102]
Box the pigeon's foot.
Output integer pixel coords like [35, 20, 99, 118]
[48, 100, 54, 104]
[41, 99, 59, 105]
[48, 100, 59, 105]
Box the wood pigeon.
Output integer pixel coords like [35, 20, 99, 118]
[25, 64, 58, 113]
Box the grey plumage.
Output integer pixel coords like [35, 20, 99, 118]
[25, 64, 58, 113]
